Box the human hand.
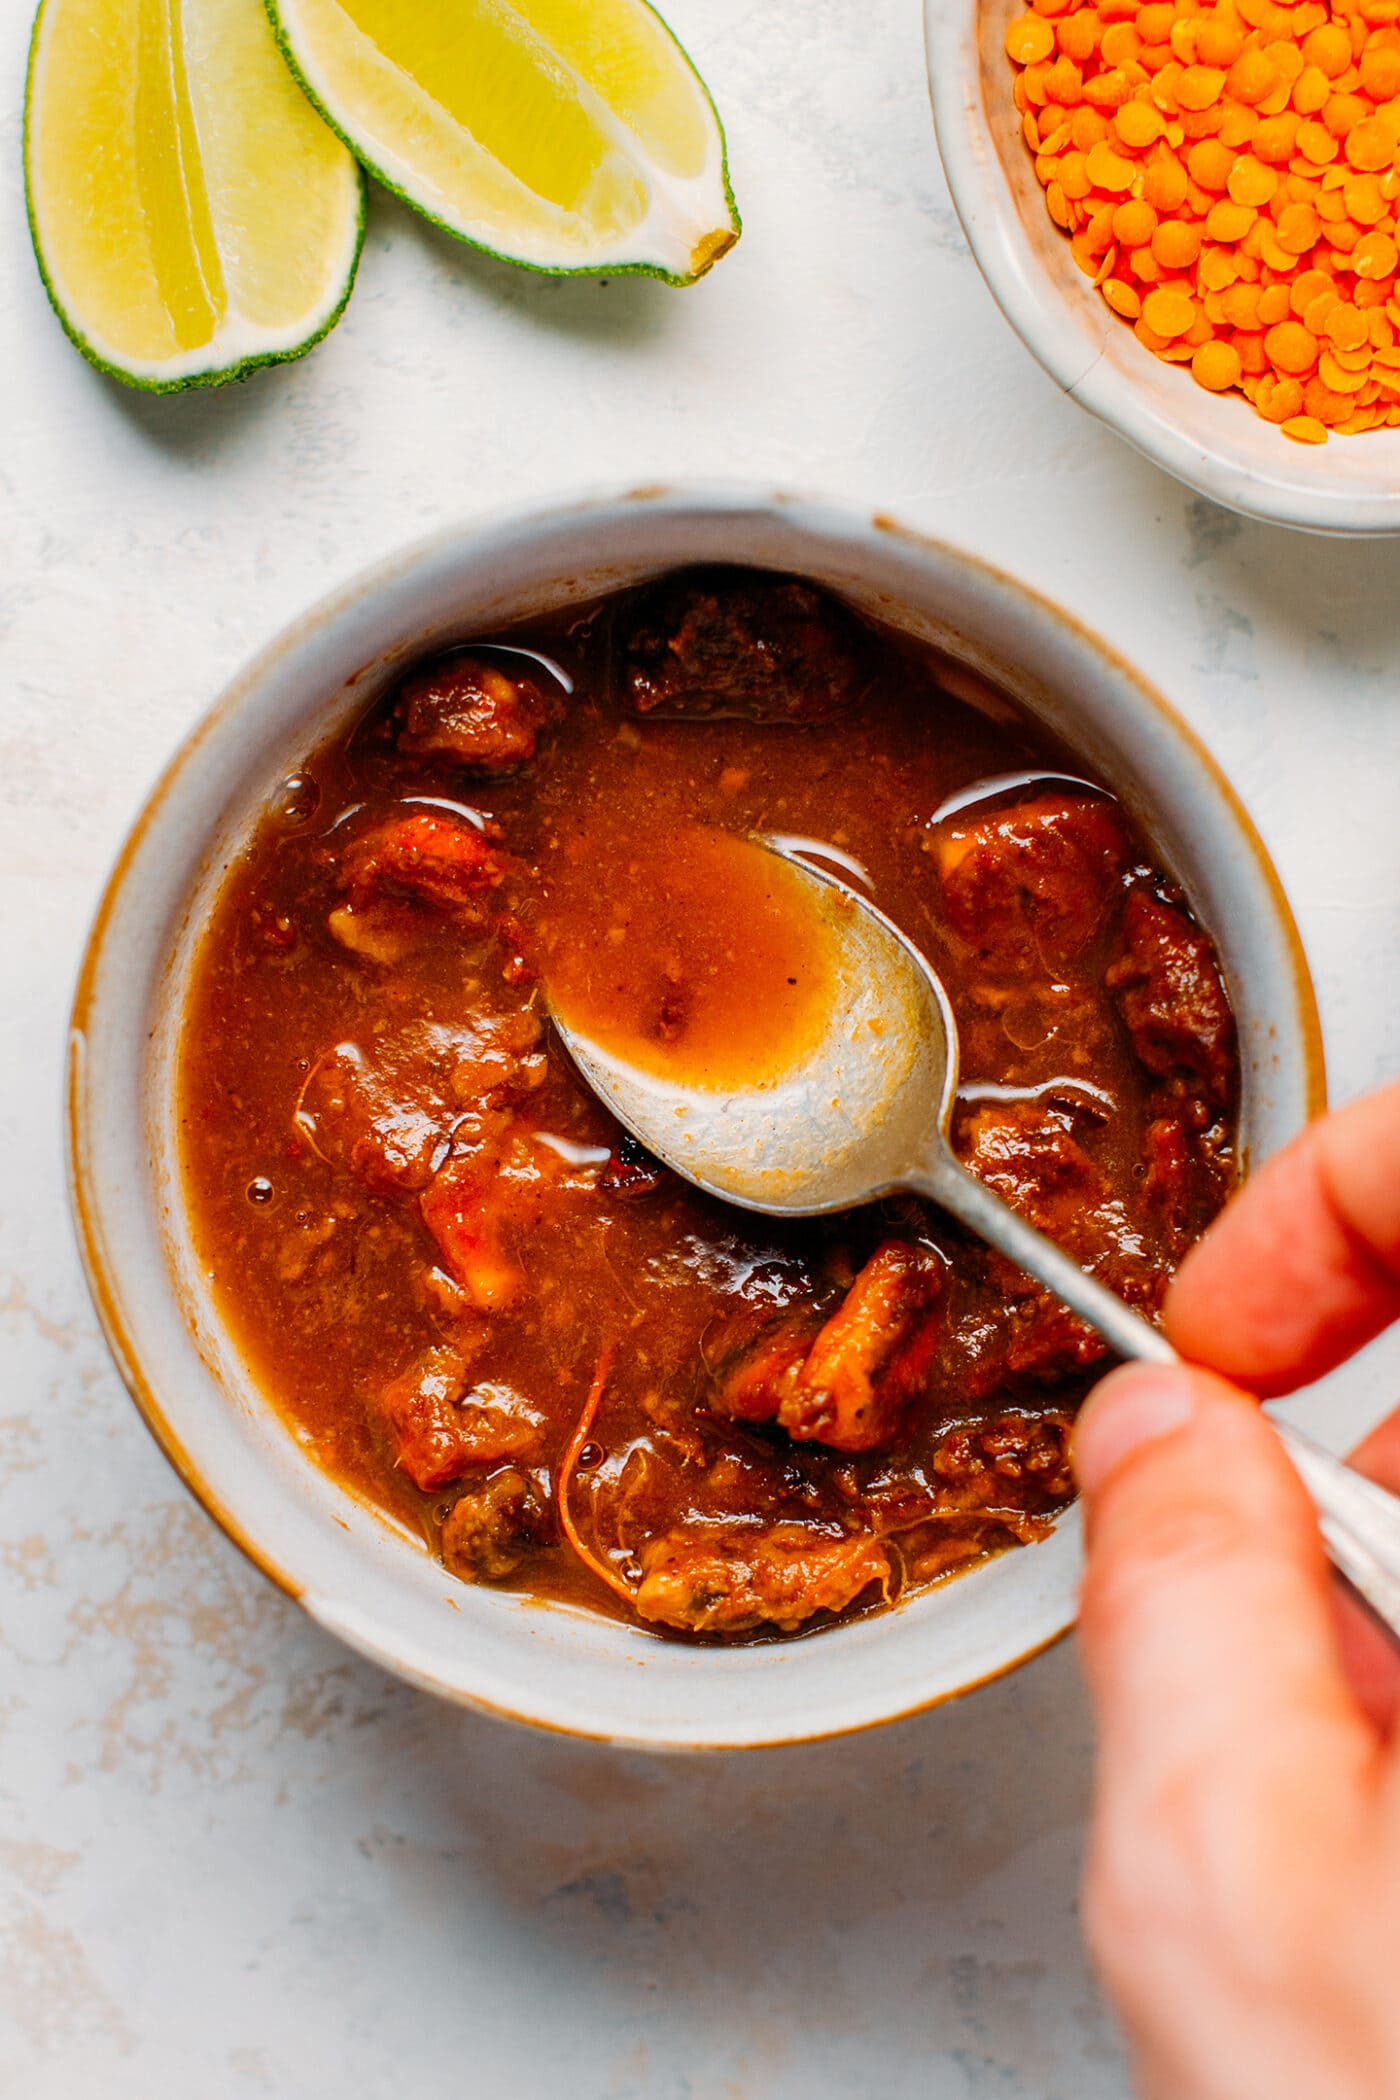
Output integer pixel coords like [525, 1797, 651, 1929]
[1072, 1080, 1400, 2100]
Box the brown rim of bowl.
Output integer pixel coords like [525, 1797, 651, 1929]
[64, 486, 1328, 1750]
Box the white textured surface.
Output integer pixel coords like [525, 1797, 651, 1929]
[5, 1, 1400, 2094]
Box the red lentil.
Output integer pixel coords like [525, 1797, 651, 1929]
[1006, 0, 1400, 437]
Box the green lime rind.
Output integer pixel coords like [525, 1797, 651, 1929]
[264, 0, 740, 289]
[23, 0, 367, 394]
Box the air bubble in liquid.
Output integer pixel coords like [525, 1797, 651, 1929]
[271, 773, 320, 826]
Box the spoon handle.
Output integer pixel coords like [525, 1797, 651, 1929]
[1266, 1421, 1400, 1641]
[913, 1154, 1400, 1644]
[911, 1153, 1179, 1365]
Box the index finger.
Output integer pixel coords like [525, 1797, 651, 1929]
[1167, 1079, 1400, 1395]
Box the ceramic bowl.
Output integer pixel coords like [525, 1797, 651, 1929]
[67, 486, 1325, 1749]
[926, 0, 1400, 534]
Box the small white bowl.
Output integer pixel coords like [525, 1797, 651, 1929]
[926, 0, 1400, 533]
[67, 486, 1324, 1749]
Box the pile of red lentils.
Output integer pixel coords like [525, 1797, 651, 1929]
[1006, 0, 1400, 440]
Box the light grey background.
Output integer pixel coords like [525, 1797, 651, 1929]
[5, 1, 1400, 2093]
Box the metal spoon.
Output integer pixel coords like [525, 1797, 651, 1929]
[554, 834, 1400, 1640]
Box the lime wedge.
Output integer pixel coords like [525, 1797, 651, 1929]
[269, 0, 740, 284]
[25, 0, 365, 391]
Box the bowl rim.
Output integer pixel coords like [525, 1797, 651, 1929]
[65, 482, 1327, 1747]
[924, 0, 1400, 536]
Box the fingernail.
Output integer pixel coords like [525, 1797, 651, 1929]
[1072, 1366, 1197, 1495]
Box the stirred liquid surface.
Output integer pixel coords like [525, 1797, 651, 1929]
[177, 568, 1240, 1641]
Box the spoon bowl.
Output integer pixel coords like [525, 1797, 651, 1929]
[553, 841, 959, 1216]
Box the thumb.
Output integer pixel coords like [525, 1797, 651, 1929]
[1073, 1365, 1373, 1811]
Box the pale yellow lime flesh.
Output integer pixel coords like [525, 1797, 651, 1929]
[26, 0, 363, 388]
[270, 0, 739, 283]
